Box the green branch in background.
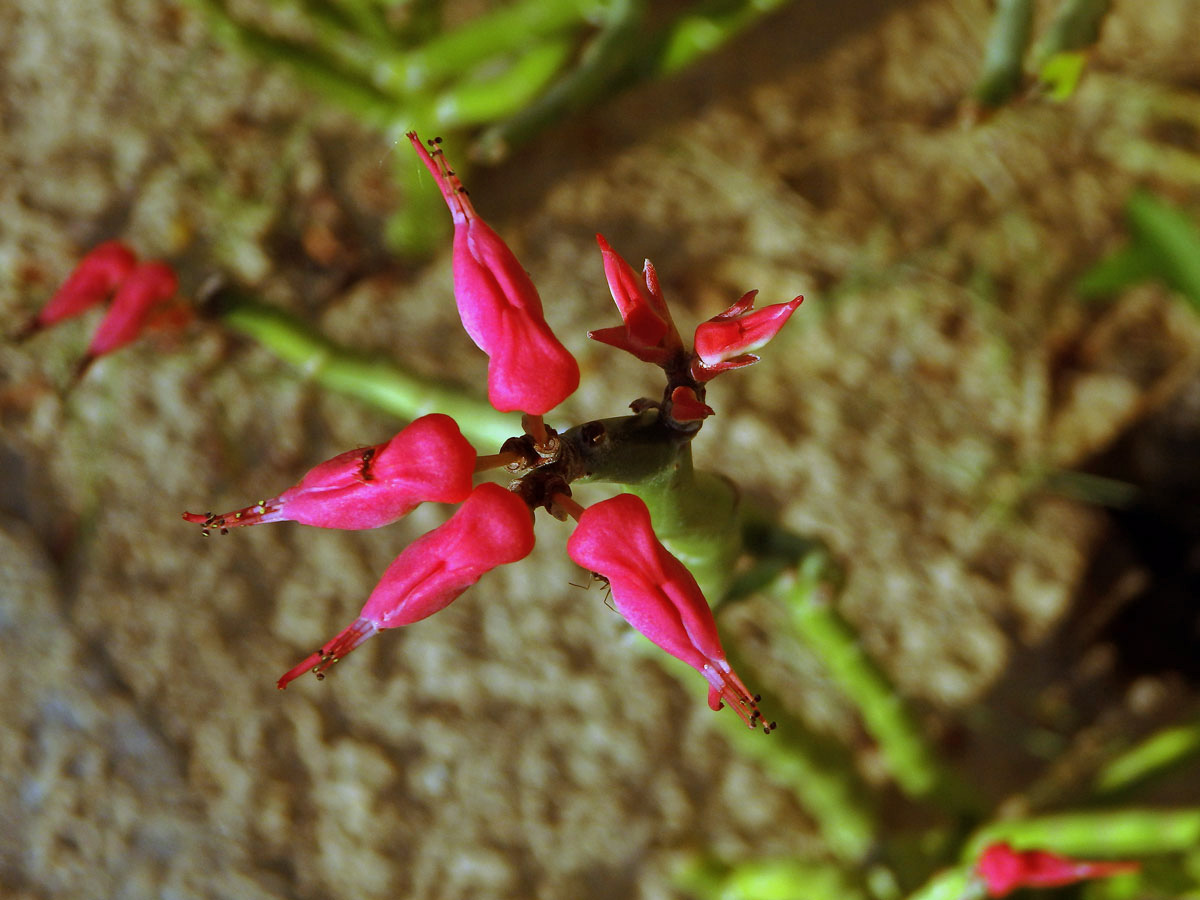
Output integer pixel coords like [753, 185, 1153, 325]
[204, 282, 516, 448]
[1092, 715, 1200, 798]
[965, 808, 1200, 858]
[969, 0, 1111, 109]
[1079, 191, 1200, 310]
[971, 0, 1032, 109]
[1032, 0, 1110, 101]
[182, 0, 802, 250]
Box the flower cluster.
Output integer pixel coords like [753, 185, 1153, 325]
[974, 842, 1139, 897]
[179, 132, 803, 728]
[16, 241, 187, 379]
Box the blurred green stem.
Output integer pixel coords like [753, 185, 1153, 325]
[1093, 716, 1200, 797]
[966, 808, 1200, 857]
[971, 0, 1032, 108]
[208, 285, 516, 448]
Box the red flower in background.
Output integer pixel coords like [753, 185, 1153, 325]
[182, 414, 476, 532]
[16, 241, 137, 338]
[17, 241, 187, 378]
[408, 131, 579, 416]
[277, 482, 535, 687]
[975, 842, 1139, 897]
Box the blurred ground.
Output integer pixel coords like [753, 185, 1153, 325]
[2, 1, 1200, 898]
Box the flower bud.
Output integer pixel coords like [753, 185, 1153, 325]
[692, 292, 803, 381]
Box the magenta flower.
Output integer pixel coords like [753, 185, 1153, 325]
[407, 131, 579, 416]
[975, 843, 1139, 897]
[16, 240, 137, 339]
[691, 291, 803, 381]
[587, 234, 682, 365]
[566, 493, 770, 730]
[277, 481, 535, 687]
[183, 414, 475, 532]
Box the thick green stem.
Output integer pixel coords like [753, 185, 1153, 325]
[209, 287, 516, 448]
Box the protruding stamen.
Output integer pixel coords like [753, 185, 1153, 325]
[276, 617, 379, 689]
[182, 500, 279, 532]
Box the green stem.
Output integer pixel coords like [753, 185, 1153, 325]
[1032, 0, 1111, 65]
[472, 0, 647, 163]
[966, 808, 1200, 857]
[186, 0, 399, 126]
[770, 570, 964, 805]
[653, 649, 878, 862]
[430, 38, 574, 129]
[971, 0, 1033, 108]
[654, 0, 793, 76]
[373, 0, 598, 93]
[1093, 716, 1200, 797]
[209, 287, 516, 448]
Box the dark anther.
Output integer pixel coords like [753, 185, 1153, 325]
[220, 527, 229, 536]
[753, 694, 762, 703]
[360, 447, 376, 481]
[201, 529, 210, 537]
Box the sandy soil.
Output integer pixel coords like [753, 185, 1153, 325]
[3, 1, 1200, 898]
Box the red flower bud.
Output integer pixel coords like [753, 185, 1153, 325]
[82, 261, 179, 360]
[16, 241, 137, 339]
[587, 235, 681, 365]
[183, 414, 475, 532]
[976, 843, 1139, 898]
[277, 481, 535, 687]
[566, 493, 770, 730]
[691, 292, 803, 381]
[408, 132, 579, 416]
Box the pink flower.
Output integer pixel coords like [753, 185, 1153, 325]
[566, 493, 771, 730]
[182, 414, 476, 532]
[976, 843, 1139, 897]
[81, 261, 180, 361]
[277, 481, 535, 687]
[408, 131, 579, 416]
[691, 291, 803, 382]
[587, 235, 682, 365]
[16, 241, 137, 339]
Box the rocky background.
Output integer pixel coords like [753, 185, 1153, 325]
[3, 1, 1200, 898]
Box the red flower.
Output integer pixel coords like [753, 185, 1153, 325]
[81, 261, 179, 361]
[16, 241, 137, 339]
[277, 482, 535, 687]
[408, 131, 579, 416]
[587, 234, 682, 365]
[976, 842, 1139, 897]
[691, 291, 803, 382]
[183, 414, 475, 532]
[566, 493, 770, 729]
